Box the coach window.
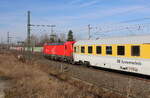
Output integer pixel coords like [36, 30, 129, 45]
[117, 46, 125, 56]
[88, 46, 93, 54]
[74, 47, 76, 53]
[96, 46, 102, 54]
[81, 46, 85, 53]
[131, 46, 140, 56]
[106, 46, 112, 55]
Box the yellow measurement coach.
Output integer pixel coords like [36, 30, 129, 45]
[73, 35, 150, 75]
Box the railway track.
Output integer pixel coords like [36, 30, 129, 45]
[86, 65, 150, 82]
[34, 59, 149, 98]
[46, 57, 150, 83]
[14, 52, 150, 98]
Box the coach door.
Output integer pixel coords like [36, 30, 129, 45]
[64, 45, 67, 56]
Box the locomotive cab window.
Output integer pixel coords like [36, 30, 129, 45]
[106, 46, 112, 55]
[131, 46, 140, 56]
[81, 46, 85, 53]
[88, 46, 93, 54]
[96, 46, 102, 54]
[117, 46, 125, 56]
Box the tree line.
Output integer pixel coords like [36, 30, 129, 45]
[27, 30, 74, 47]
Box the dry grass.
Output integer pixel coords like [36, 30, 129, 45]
[0, 53, 125, 98]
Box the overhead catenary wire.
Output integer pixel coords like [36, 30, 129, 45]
[95, 23, 150, 34]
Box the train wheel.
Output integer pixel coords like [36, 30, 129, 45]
[79, 60, 83, 65]
[70, 59, 76, 65]
[84, 61, 90, 67]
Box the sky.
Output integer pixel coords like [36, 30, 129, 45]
[1, 0, 150, 43]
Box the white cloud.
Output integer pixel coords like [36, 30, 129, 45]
[59, 5, 149, 20]
[68, 0, 102, 8]
[69, 0, 83, 4]
[78, 0, 99, 8]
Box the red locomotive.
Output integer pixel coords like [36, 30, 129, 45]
[43, 41, 75, 62]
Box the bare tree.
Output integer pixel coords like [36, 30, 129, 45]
[30, 34, 39, 47]
[39, 34, 50, 45]
[58, 33, 66, 43]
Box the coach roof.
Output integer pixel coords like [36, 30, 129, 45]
[74, 35, 150, 46]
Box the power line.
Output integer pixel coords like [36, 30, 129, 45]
[119, 17, 150, 23]
[95, 23, 150, 34]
